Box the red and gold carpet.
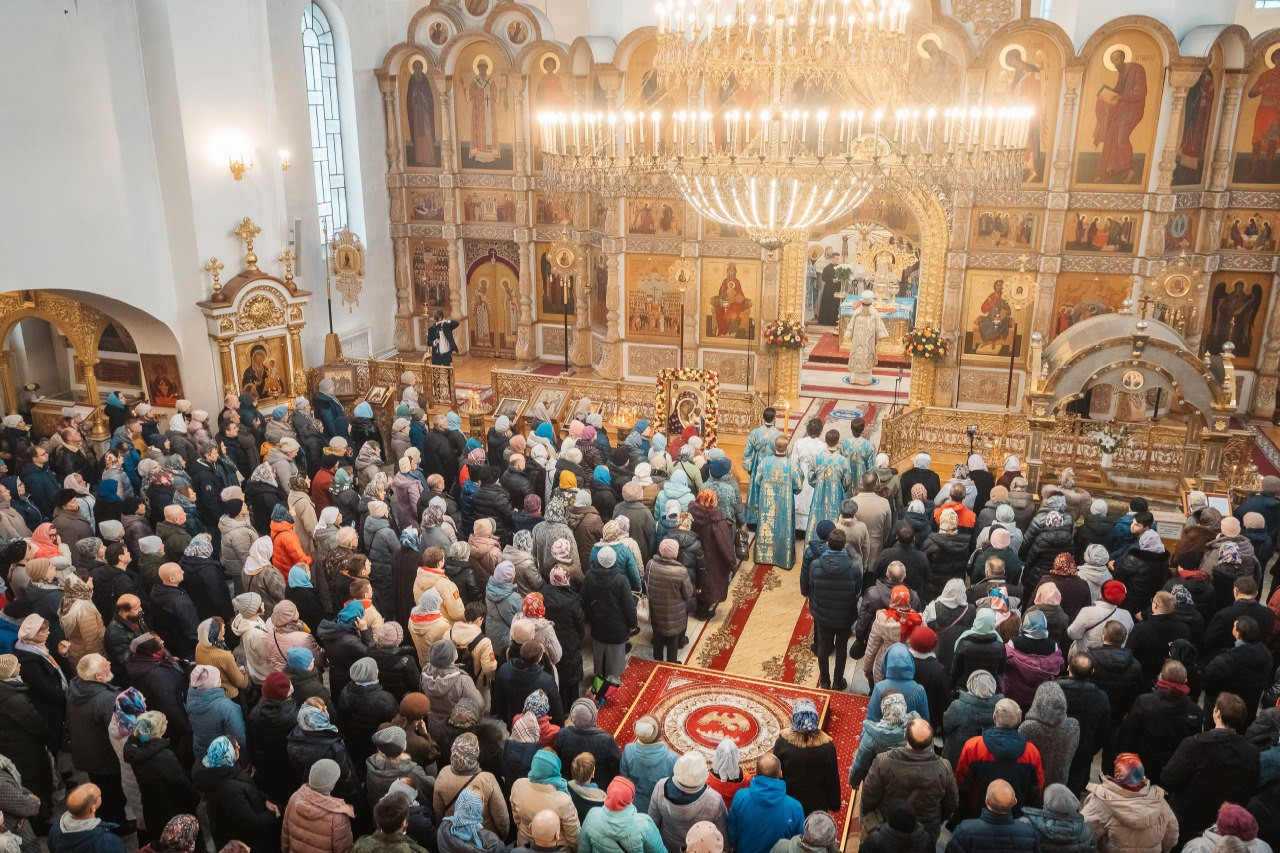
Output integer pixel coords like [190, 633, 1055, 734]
[598, 658, 868, 847]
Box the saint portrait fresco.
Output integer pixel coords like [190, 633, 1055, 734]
[1165, 211, 1199, 252]
[700, 258, 761, 342]
[969, 209, 1040, 251]
[536, 242, 576, 320]
[1074, 32, 1164, 187]
[1050, 273, 1133, 340]
[1233, 43, 1280, 186]
[1172, 59, 1219, 186]
[531, 53, 568, 171]
[960, 271, 1030, 364]
[409, 239, 450, 314]
[1203, 274, 1270, 368]
[139, 354, 184, 407]
[1063, 211, 1141, 254]
[910, 34, 963, 106]
[985, 35, 1061, 186]
[427, 21, 449, 46]
[506, 20, 528, 45]
[627, 198, 684, 237]
[401, 55, 439, 168]
[624, 254, 682, 342]
[455, 47, 513, 171]
[590, 248, 609, 329]
[1218, 210, 1279, 252]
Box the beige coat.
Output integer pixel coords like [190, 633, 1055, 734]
[411, 568, 466, 622]
[195, 643, 250, 699]
[266, 626, 326, 674]
[509, 777, 581, 850]
[432, 768, 509, 837]
[289, 489, 319, 555]
[449, 621, 497, 691]
[854, 491, 893, 568]
[862, 610, 908, 684]
[282, 785, 354, 853]
[408, 614, 451, 667]
[60, 597, 105, 666]
[834, 517, 871, 570]
[1079, 779, 1178, 853]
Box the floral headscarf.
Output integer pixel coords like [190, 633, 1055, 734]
[524, 689, 550, 719]
[151, 815, 200, 853]
[791, 699, 820, 733]
[443, 788, 484, 844]
[1051, 552, 1078, 577]
[400, 527, 420, 551]
[297, 703, 339, 733]
[112, 688, 146, 739]
[202, 735, 236, 768]
[879, 692, 908, 727]
[522, 592, 545, 619]
[1218, 541, 1243, 565]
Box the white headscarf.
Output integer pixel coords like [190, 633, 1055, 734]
[1004, 455, 1021, 473]
[712, 737, 742, 782]
[315, 506, 340, 531]
[967, 453, 988, 473]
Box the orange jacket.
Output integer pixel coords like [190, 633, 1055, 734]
[270, 519, 311, 576]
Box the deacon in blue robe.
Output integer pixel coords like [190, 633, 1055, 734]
[808, 441, 852, 538]
[840, 416, 877, 485]
[743, 410, 782, 526]
[752, 437, 804, 570]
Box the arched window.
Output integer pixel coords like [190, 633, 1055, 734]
[301, 2, 348, 234]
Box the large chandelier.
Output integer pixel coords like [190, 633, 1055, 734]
[537, 0, 1033, 250]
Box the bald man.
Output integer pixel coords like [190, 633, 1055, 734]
[860, 719, 957, 844]
[728, 754, 804, 853]
[944, 779, 1041, 852]
[148, 563, 198, 659]
[523, 809, 568, 852]
[104, 594, 148, 682]
[49, 783, 125, 852]
[156, 504, 191, 561]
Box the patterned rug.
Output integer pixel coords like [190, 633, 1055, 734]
[597, 658, 868, 848]
[808, 331, 910, 367]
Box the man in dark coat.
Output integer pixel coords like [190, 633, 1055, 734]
[553, 698, 622, 787]
[427, 312, 460, 366]
[1124, 591, 1190, 683]
[125, 635, 191, 740]
[190, 444, 227, 530]
[423, 415, 458, 489]
[1203, 614, 1273, 722]
[1204, 576, 1275, 659]
[1162, 692, 1261, 844]
[104, 596, 148, 684]
[869, 525, 931, 595]
[1116, 659, 1203, 785]
[48, 785, 127, 853]
[860, 720, 958, 846]
[65, 656, 127, 828]
[945, 779, 1041, 852]
[1086, 621, 1143, 746]
[492, 641, 563, 726]
[472, 466, 516, 541]
[0, 654, 53, 820]
[148, 563, 199, 661]
[20, 446, 60, 520]
[801, 528, 861, 691]
[500, 458, 535, 511]
[1056, 653, 1110, 795]
[1237, 475, 1280, 545]
[953, 699, 1045, 819]
[855, 564, 922, 651]
[542, 573, 586, 711]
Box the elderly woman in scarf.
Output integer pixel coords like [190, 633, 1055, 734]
[849, 691, 917, 786]
[503, 529, 542, 596]
[434, 732, 510, 836]
[187, 664, 245, 763]
[1031, 552, 1093, 622]
[146, 814, 201, 853]
[532, 499, 580, 580]
[705, 738, 747, 810]
[58, 572, 103, 666]
[951, 607, 1007, 688]
[510, 749, 581, 849]
[863, 585, 922, 684]
[265, 600, 324, 675]
[287, 700, 359, 805]
[922, 577, 975, 671]
[14, 615, 67, 752]
[194, 617, 249, 699]
[942, 670, 1002, 765]
[1112, 527, 1170, 617]
[771, 698, 841, 814]
[623, 419, 652, 467]
[934, 463, 978, 510]
[439, 788, 507, 853]
[192, 735, 278, 852]
[1001, 610, 1063, 712]
[108, 688, 147, 829]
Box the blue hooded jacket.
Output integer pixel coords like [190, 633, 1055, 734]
[728, 775, 805, 853]
[186, 685, 246, 762]
[620, 740, 678, 812]
[866, 642, 930, 723]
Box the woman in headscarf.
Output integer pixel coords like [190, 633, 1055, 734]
[191, 735, 279, 852]
[390, 456, 423, 531]
[1007, 475, 1037, 532]
[1031, 553, 1091, 624]
[433, 733, 510, 836]
[1024, 583, 1070, 653]
[419, 503, 455, 554]
[285, 700, 360, 807]
[438, 788, 507, 853]
[1112, 527, 1169, 617]
[1040, 467, 1093, 526]
[0, 477, 41, 537]
[244, 462, 286, 536]
[109, 688, 147, 832]
[58, 572, 103, 665]
[1023, 508, 1076, 591]
[589, 465, 617, 520]
[244, 536, 286, 614]
[998, 455, 1022, 489]
[29, 523, 64, 562]
[898, 452, 941, 506]
[194, 618, 249, 699]
[1076, 542, 1114, 601]
[505, 529, 543, 596]
[422, 639, 483, 742]
[141, 814, 201, 853]
[510, 749, 581, 849]
[705, 737, 748, 811]
[923, 577, 974, 673]
[287, 473, 318, 556]
[933, 463, 978, 510]
[1001, 610, 1064, 712]
[13, 616, 66, 753]
[951, 607, 1007, 688]
[408, 589, 450, 666]
[123, 710, 199, 841]
[772, 698, 841, 814]
[286, 563, 325, 630]
[265, 600, 325, 675]
[966, 453, 995, 517]
[468, 517, 504, 590]
[942, 669, 1003, 765]
[390, 526, 427, 626]
[623, 419, 652, 467]
[863, 585, 922, 684]
[849, 692, 917, 787]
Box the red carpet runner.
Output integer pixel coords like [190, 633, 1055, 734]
[597, 658, 868, 847]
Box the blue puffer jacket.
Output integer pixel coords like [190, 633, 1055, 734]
[727, 775, 805, 853]
[578, 802, 665, 853]
[803, 545, 862, 631]
[948, 808, 1042, 852]
[186, 685, 245, 762]
[590, 542, 641, 591]
[620, 741, 678, 813]
[866, 643, 930, 724]
[848, 709, 918, 786]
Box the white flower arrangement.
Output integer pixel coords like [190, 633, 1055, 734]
[1091, 424, 1130, 455]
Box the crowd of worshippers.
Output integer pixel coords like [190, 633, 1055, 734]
[0, 386, 805, 853]
[737, 404, 1280, 852]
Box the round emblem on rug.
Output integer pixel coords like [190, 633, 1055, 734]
[683, 705, 760, 749]
[650, 680, 795, 767]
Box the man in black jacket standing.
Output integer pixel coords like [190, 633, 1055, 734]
[1125, 591, 1190, 683]
[424, 415, 459, 488]
[1116, 659, 1203, 785]
[427, 311, 460, 366]
[1162, 692, 1261, 845]
[492, 641, 563, 726]
[1056, 653, 1110, 795]
[868, 524, 931, 595]
[1203, 614, 1273, 723]
[66, 654, 128, 830]
[1204, 576, 1275, 659]
[472, 466, 516, 542]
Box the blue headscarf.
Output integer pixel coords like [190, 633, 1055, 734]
[709, 457, 732, 479]
[271, 503, 294, 524]
[99, 479, 119, 502]
[400, 526, 421, 550]
[593, 465, 611, 485]
[446, 412, 461, 431]
[337, 600, 365, 625]
[297, 703, 339, 733]
[272, 405, 288, 420]
[529, 750, 569, 792]
[651, 433, 667, 453]
[107, 392, 123, 409]
[354, 402, 373, 419]
[535, 422, 555, 441]
[443, 788, 485, 845]
[203, 735, 237, 768]
[288, 564, 313, 589]
[285, 646, 314, 670]
[112, 687, 146, 739]
[466, 438, 482, 452]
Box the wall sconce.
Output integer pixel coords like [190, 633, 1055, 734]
[279, 150, 291, 171]
[228, 154, 254, 181]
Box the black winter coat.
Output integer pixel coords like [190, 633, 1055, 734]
[13, 648, 66, 752]
[1204, 599, 1275, 659]
[500, 469, 534, 512]
[422, 430, 458, 491]
[1203, 640, 1273, 719]
[179, 553, 235, 625]
[802, 547, 862, 631]
[1074, 516, 1113, 563]
[193, 763, 281, 851]
[1162, 728, 1261, 842]
[444, 558, 481, 606]
[65, 678, 121, 776]
[492, 658, 564, 726]
[123, 735, 199, 835]
[126, 653, 191, 734]
[543, 585, 586, 665]
[0, 680, 52, 810]
[472, 483, 516, 540]
[666, 527, 706, 589]
[148, 583, 199, 660]
[316, 618, 373, 702]
[552, 725, 622, 787]
[368, 645, 421, 701]
[1125, 613, 1190, 683]
[772, 732, 842, 815]
[913, 654, 950, 732]
[869, 544, 931, 596]
[951, 633, 1007, 689]
[1111, 548, 1169, 616]
[350, 418, 383, 464]
[1085, 646, 1143, 727]
[247, 696, 301, 805]
[245, 480, 287, 536]
[1022, 527, 1074, 590]
[923, 532, 970, 601]
[1116, 686, 1203, 785]
[337, 681, 399, 768]
[1055, 676, 1110, 794]
[286, 726, 361, 807]
[580, 563, 636, 645]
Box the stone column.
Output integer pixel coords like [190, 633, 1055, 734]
[434, 74, 455, 173]
[514, 227, 535, 361]
[774, 242, 805, 401]
[286, 325, 306, 396]
[511, 75, 528, 177]
[447, 231, 468, 353]
[392, 237, 415, 351]
[0, 352, 15, 415]
[572, 247, 591, 368]
[599, 238, 622, 380]
[216, 338, 236, 395]
[1049, 68, 1084, 192]
[1209, 71, 1248, 192]
[376, 71, 401, 172]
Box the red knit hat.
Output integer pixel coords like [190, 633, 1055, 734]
[605, 777, 635, 810]
[1217, 803, 1259, 841]
[261, 671, 292, 702]
[1101, 580, 1126, 606]
[908, 626, 937, 654]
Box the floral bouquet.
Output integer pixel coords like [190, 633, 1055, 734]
[903, 326, 948, 360]
[1091, 423, 1131, 454]
[763, 319, 809, 351]
[833, 263, 855, 285]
